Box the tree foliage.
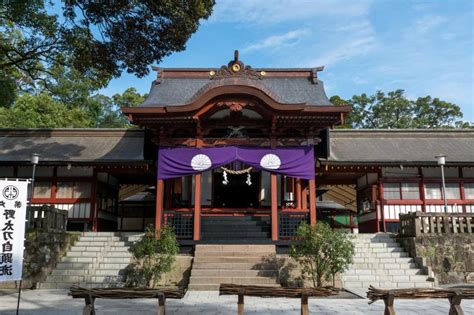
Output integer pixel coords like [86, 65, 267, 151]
[289, 222, 355, 288]
[0, 0, 214, 93]
[126, 226, 179, 288]
[331, 90, 471, 129]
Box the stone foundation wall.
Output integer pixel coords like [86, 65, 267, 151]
[397, 234, 474, 284]
[274, 255, 342, 288]
[156, 255, 193, 288]
[0, 230, 79, 289]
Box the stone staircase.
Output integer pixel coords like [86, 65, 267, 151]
[39, 232, 141, 289]
[342, 233, 436, 295]
[188, 244, 280, 290]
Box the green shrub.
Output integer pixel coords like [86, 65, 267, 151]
[289, 222, 355, 287]
[126, 226, 179, 288]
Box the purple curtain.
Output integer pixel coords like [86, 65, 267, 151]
[157, 146, 314, 180]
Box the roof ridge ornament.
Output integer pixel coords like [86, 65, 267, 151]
[209, 50, 265, 80]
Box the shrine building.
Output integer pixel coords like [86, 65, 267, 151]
[1, 52, 473, 245]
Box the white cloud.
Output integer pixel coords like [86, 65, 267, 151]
[414, 15, 446, 34]
[303, 20, 377, 67]
[242, 29, 310, 53]
[209, 0, 371, 24]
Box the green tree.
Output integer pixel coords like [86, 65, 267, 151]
[0, 0, 215, 96]
[331, 90, 470, 129]
[126, 226, 179, 288]
[0, 93, 90, 128]
[289, 222, 355, 288]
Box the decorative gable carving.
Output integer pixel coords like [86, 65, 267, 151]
[209, 50, 265, 80]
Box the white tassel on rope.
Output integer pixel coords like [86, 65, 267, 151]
[222, 170, 229, 185]
[246, 172, 252, 186]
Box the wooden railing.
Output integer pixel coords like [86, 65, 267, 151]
[399, 211, 474, 237]
[28, 205, 68, 232]
[163, 210, 193, 239]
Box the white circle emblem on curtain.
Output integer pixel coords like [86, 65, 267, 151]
[260, 154, 281, 170]
[191, 154, 212, 171]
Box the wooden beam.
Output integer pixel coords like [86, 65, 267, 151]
[194, 174, 202, 241]
[271, 173, 278, 241]
[309, 179, 316, 226]
[155, 179, 164, 236]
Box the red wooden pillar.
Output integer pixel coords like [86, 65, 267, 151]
[194, 174, 201, 241]
[309, 179, 316, 226]
[296, 178, 302, 210]
[379, 182, 386, 232]
[302, 181, 308, 210]
[271, 173, 278, 241]
[155, 179, 164, 235]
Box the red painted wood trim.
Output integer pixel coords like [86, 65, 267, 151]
[302, 181, 308, 211]
[271, 173, 278, 241]
[309, 179, 316, 226]
[379, 182, 386, 232]
[194, 174, 202, 241]
[155, 179, 164, 235]
[91, 167, 98, 231]
[296, 178, 302, 210]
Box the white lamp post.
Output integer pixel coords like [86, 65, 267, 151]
[435, 154, 448, 213]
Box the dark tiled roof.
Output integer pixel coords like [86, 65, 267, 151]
[0, 129, 146, 163]
[140, 76, 332, 107]
[327, 129, 474, 165]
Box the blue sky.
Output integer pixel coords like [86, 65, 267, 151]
[101, 0, 474, 122]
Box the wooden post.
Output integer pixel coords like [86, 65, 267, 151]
[448, 291, 464, 315]
[309, 179, 316, 226]
[271, 173, 278, 241]
[83, 294, 96, 315]
[302, 181, 308, 211]
[300, 294, 309, 315]
[155, 179, 164, 236]
[158, 293, 166, 315]
[194, 174, 202, 241]
[383, 291, 396, 315]
[296, 178, 302, 210]
[237, 294, 244, 315]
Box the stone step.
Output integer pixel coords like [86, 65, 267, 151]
[54, 262, 92, 270]
[61, 257, 98, 263]
[189, 276, 279, 285]
[79, 236, 120, 242]
[188, 283, 280, 291]
[89, 275, 126, 283]
[343, 275, 430, 282]
[98, 263, 131, 269]
[103, 252, 133, 258]
[191, 269, 278, 277]
[193, 256, 270, 264]
[344, 268, 421, 276]
[74, 241, 109, 247]
[102, 257, 132, 263]
[66, 251, 101, 258]
[68, 246, 105, 252]
[82, 232, 117, 236]
[343, 280, 434, 289]
[348, 262, 418, 270]
[192, 262, 276, 270]
[51, 269, 90, 276]
[195, 244, 275, 252]
[45, 275, 86, 282]
[194, 251, 276, 257]
[93, 269, 128, 276]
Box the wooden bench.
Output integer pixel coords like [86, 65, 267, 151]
[219, 283, 339, 315]
[69, 286, 185, 315]
[367, 286, 474, 315]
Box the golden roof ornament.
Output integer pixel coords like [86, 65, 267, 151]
[209, 50, 264, 80]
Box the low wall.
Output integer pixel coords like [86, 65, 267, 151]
[0, 230, 79, 289]
[157, 255, 193, 288]
[397, 234, 474, 284]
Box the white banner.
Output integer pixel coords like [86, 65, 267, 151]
[0, 180, 29, 282]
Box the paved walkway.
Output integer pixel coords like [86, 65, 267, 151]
[0, 289, 473, 314]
